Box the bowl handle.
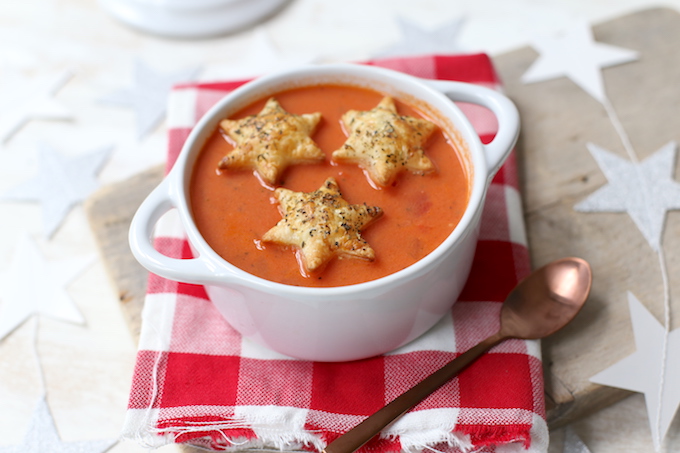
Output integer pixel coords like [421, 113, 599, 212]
[128, 179, 220, 285]
[422, 79, 520, 176]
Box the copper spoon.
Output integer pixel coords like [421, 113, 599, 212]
[323, 257, 592, 453]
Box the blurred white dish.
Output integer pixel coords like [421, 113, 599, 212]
[98, 0, 289, 38]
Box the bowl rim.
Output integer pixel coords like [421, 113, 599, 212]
[167, 63, 491, 297]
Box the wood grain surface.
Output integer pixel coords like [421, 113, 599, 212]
[493, 6, 680, 427]
[84, 7, 680, 429]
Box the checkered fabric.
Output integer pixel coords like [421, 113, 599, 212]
[121, 53, 547, 453]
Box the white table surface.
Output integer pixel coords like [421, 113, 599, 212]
[1, 1, 679, 452]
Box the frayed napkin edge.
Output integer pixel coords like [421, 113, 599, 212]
[121, 406, 548, 453]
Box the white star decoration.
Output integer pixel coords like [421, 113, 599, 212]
[522, 21, 638, 103]
[0, 395, 117, 453]
[201, 28, 316, 81]
[563, 426, 592, 453]
[574, 142, 680, 250]
[0, 70, 72, 144]
[373, 16, 466, 59]
[1, 142, 111, 238]
[590, 293, 680, 450]
[0, 235, 92, 341]
[101, 60, 200, 138]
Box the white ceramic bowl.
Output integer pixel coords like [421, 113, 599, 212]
[129, 63, 519, 362]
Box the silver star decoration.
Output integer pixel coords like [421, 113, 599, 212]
[574, 142, 680, 251]
[1, 142, 112, 238]
[0, 395, 116, 453]
[0, 235, 92, 341]
[373, 16, 466, 59]
[202, 28, 316, 81]
[590, 292, 680, 450]
[101, 60, 200, 138]
[0, 70, 72, 144]
[563, 426, 591, 453]
[522, 20, 637, 103]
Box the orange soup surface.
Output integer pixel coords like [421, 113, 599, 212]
[190, 84, 470, 287]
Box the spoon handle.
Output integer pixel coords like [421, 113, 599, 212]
[322, 332, 506, 453]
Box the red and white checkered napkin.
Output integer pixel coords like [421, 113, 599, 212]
[121, 54, 547, 453]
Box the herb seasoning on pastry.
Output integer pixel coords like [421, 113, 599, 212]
[262, 177, 383, 274]
[332, 96, 437, 187]
[218, 97, 324, 185]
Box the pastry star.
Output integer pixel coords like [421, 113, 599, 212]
[0, 235, 91, 341]
[219, 97, 324, 185]
[574, 142, 680, 251]
[521, 21, 637, 103]
[262, 178, 383, 273]
[0, 395, 117, 453]
[590, 292, 680, 450]
[332, 97, 436, 187]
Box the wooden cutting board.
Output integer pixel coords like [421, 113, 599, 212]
[85, 7, 680, 429]
[492, 6, 680, 427]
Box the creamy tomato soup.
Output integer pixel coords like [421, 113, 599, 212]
[189, 84, 470, 287]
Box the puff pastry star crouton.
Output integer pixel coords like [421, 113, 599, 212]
[218, 98, 324, 185]
[262, 177, 383, 273]
[332, 96, 437, 187]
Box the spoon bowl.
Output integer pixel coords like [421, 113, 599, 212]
[500, 257, 592, 340]
[323, 257, 592, 453]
